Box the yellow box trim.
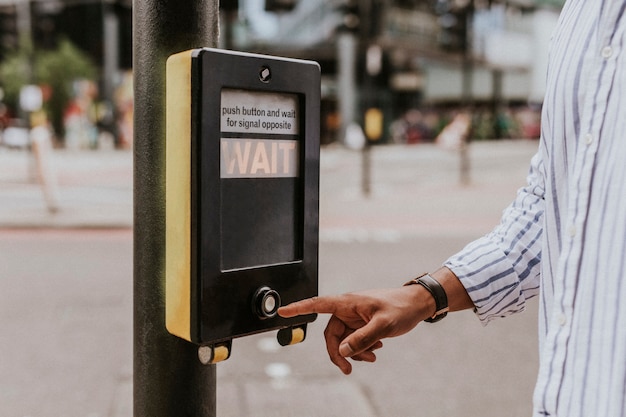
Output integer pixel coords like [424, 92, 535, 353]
[289, 327, 306, 345]
[211, 345, 231, 364]
[165, 50, 194, 341]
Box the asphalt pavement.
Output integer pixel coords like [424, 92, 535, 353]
[0, 140, 541, 417]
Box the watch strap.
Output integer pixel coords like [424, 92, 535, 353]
[404, 273, 449, 323]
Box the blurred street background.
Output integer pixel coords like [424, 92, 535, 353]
[0, 0, 564, 416]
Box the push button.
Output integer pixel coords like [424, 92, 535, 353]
[253, 287, 281, 319]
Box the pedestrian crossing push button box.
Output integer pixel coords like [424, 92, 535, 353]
[165, 48, 319, 358]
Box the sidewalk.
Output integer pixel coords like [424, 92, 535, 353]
[318, 140, 538, 239]
[0, 148, 133, 228]
[0, 140, 539, 232]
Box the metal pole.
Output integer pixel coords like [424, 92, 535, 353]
[492, 68, 504, 138]
[337, 31, 357, 145]
[102, 3, 119, 105]
[459, 2, 474, 186]
[15, 0, 32, 51]
[459, 50, 472, 187]
[133, 1, 219, 416]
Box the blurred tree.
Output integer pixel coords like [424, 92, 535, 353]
[0, 38, 32, 111]
[35, 38, 96, 136]
[0, 37, 96, 137]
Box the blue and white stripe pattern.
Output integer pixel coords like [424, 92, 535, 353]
[445, 1, 626, 415]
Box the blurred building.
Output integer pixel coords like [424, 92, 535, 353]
[233, 0, 563, 143]
[0, 0, 564, 146]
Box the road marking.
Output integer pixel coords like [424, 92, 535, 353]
[319, 228, 402, 243]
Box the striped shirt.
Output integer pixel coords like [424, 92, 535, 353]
[445, 1, 626, 416]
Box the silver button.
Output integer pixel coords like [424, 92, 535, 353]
[602, 46, 613, 59]
[263, 294, 277, 314]
[253, 286, 281, 318]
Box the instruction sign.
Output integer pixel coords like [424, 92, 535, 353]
[220, 89, 299, 179]
[221, 89, 298, 135]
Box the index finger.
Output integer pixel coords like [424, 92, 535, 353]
[278, 296, 339, 318]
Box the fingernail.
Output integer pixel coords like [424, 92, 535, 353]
[339, 342, 353, 357]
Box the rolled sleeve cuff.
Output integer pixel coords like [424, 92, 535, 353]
[444, 235, 530, 325]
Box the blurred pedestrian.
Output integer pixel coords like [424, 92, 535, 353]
[280, 2, 626, 416]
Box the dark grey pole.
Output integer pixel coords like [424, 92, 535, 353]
[133, 1, 219, 416]
[460, 2, 474, 186]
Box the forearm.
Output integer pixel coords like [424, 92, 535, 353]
[430, 266, 475, 313]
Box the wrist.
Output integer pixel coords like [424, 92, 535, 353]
[404, 273, 449, 322]
[430, 266, 475, 313]
[403, 283, 438, 320]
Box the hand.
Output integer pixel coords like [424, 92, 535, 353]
[278, 286, 435, 375]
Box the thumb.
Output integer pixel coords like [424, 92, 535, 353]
[338, 318, 384, 358]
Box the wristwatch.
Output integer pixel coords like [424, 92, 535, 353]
[404, 273, 449, 323]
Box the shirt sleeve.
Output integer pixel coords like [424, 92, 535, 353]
[444, 151, 545, 325]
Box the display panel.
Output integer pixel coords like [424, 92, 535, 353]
[219, 88, 302, 271]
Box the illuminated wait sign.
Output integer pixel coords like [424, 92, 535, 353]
[220, 88, 300, 179]
[220, 138, 298, 178]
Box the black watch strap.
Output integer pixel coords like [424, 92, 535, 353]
[404, 273, 449, 323]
